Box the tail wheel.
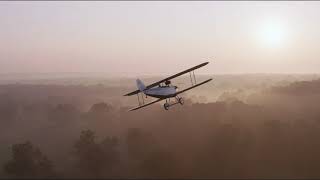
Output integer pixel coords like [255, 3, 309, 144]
[178, 97, 184, 105]
[164, 103, 170, 110]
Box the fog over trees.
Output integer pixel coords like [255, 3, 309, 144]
[1, 75, 320, 178]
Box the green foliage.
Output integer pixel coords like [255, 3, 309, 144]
[89, 103, 112, 114]
[3, 141, 55, 178]
[126, 128, 178, 178]
[73, 129, 119, 178]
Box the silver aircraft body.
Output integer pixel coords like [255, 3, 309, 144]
[137, 79, 177, 98]
[124, 62, 212, 111]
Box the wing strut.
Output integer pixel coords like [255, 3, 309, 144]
[142, 93, 144, 104]
[137, 94, 140, 106]
[189, 72, 193, 85]
[193, 71, 196, 84]
[189, 70, 197, 86]
[136, 93, 145, 106]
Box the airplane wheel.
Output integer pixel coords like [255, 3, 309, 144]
[178, 97, 184, 105]
[164, 103, 170, 110]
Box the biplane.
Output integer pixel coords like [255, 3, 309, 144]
[124, 62, 212, 111]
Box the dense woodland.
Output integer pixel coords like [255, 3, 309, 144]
[1, 76, 320, 178]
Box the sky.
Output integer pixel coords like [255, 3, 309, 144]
[1, 1, 320, 76]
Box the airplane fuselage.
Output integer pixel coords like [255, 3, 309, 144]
[144, 86, 177, 98]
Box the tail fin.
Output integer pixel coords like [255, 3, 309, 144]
[136, 79, 146, 92]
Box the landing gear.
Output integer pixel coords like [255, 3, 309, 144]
[178, 97, 184, 105]
[162, 97, 184, 110]
[164, 99, 170, 110]
[164, 103, 170, 110]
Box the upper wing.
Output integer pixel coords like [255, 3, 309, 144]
[124, 62, 209, 96]
[145, 62, 209, 89]
[128, 98, 164, 111]
[174, 78, 212, 96]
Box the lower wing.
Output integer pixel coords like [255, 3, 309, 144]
[174, 78, 212, 96]
[128, 98, 164, 111]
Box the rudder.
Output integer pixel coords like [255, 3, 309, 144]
[136, 79, 146, 92]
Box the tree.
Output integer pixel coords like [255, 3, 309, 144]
[85, 103, 114, 131]
[73, 130, 119, 178]
[126, 128, 155, 162]
[125, 128, 178, 178]
[89, 102, 112, 115]
[140, 150, 177, 178]
[48, 103, 79, 125]
[3, 141, 56, 178]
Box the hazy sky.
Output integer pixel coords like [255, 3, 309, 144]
[1, 1, 320, 76]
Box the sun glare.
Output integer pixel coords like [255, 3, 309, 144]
[258, 21, 287, 48]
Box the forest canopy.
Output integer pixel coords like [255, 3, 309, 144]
[1, 75, 320, 178]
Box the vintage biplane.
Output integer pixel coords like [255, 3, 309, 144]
[124, 62, 212, 111]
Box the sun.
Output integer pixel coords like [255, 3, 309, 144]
[258, 21, 287, 48]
